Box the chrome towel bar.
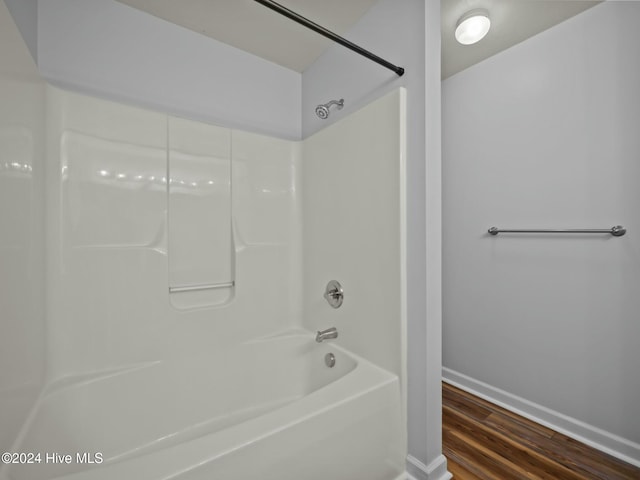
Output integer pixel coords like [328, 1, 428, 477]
[488, 226, 626, 237]
[169, 281, 234, 293]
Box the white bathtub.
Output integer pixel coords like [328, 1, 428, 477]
[4, 331, 405, 480]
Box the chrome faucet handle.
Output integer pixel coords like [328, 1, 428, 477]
[324, 280, 343, 308]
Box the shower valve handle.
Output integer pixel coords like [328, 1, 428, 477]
[324, 280, 343, 308]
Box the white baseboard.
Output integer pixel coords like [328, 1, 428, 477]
[443, 367, 640, 468]
[406, 454, 452, 480]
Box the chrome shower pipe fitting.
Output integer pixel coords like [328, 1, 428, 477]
[315, 99, 344, 119]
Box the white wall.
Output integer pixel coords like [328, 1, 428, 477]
[45, 87, 301, 379]
[301, 0, 423, 139]
[302, 88, 406, 382]
[443, 2, 640, 464]
[37, 0, 301, 140]
[301, 88, 407, 477]
[39, 84, 410, 473]
[0, 0, 46, 452]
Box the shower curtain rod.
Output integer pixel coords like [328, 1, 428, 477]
[253, 0, 405, 77]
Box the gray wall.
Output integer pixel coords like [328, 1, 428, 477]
[37, 0, 301, 140]
[302, 0, 447, 476]
[443, 2, 640, 465]
[423, 0, 444, 476]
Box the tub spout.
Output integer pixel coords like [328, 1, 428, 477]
[315, 327, 338, 343]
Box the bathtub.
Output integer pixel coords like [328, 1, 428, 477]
[4, 331, 405, 480]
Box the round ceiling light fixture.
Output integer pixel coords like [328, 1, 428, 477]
[455, 9, 491, 45]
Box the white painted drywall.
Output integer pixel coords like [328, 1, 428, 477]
[0, 0, 46, 451]
[423, 0, 447, 477]
[302, 0, 445, 472]
[301, 0, 422, 138]
[443, 1, 640, 462]
[37, 0, 301, 140]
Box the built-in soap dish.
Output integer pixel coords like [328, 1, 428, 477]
[169, 281, 234, 309]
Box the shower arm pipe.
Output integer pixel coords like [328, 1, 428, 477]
[324, 99, 343, 108]
[253, 0, 405, 77]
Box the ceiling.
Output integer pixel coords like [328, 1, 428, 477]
[116, 0, 378, 72]
[441, 0, 601, 79]
[117, 0, 601, 78]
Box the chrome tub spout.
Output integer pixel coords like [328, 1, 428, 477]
[315, 327, 338, 343]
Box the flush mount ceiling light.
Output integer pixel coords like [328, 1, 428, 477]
[455, 9, 491, 45]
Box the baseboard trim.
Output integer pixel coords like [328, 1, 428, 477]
[406, 454, 452, 480]
[443, 367, 640, 468]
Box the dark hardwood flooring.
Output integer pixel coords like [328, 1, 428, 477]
[443, 382, 640, 480]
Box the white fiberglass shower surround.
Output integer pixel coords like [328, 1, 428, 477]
[0, 3, 408, 478]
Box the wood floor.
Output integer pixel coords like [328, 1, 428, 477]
[442, 382, 640, 480]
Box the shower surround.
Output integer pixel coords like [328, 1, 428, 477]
[0, 18, 408, 474]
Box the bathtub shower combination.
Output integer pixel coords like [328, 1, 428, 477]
[1, 51, 408, 479]
[7, 333, 402, 480]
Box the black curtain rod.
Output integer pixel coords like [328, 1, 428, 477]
[253, 0, 405, 77]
